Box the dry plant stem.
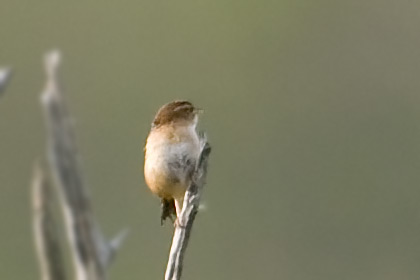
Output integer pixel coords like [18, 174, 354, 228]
[0, 67, 12, 96]
[32, 163, 66, 280]
[165, 140, 211, 280]
[40, 50, 125, 280]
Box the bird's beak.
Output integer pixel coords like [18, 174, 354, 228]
[195, 108, 204, 114]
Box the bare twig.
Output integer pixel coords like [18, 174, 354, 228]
[40, 50, 126, 280]
[165, 138, 211, 280]
[0, 67, 12, 96]
[32, 162, 66, 280]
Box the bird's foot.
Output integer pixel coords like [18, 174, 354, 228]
[174, 217, 186, 228]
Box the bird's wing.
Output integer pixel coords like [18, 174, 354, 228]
[168, 153, 196, 183]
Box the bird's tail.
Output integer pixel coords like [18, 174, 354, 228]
[160, 198, 176, 225]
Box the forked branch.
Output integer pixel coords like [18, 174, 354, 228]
[40, 50, 126, 280]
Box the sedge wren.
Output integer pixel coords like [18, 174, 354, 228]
[144, 101, 201, 224]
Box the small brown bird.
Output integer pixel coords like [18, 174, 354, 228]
[144, 101, 201, 224]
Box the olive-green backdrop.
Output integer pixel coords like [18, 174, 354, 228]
[1, 1, 419, 279]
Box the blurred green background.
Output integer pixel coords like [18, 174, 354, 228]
[1, 0, 420, 279]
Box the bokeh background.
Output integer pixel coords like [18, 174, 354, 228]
[1, 1, 420, 279]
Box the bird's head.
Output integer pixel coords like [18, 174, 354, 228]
[152, 100, 200, 128]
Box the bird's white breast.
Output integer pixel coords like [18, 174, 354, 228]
[144, 124, 200, 198]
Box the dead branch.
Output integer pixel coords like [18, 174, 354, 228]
[165, 138, 211, 280]
[32, 162, 66, 280]
[40, 50, 126, 280]
[0, 67, 12, 96]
